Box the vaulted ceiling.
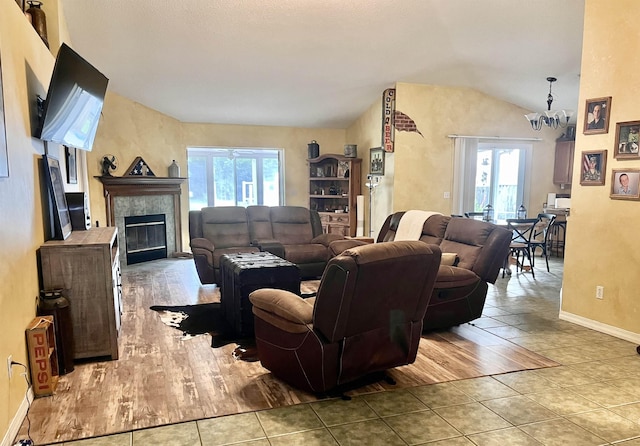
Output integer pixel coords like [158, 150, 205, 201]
[61, 0, 585, 128]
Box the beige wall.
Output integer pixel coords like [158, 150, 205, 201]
[345, 96, 389, 236]
[87, 94, 346, 251]
[0, 0, 61, 437]
[561, 0, 640, 336]
[392, 83, 562, 218]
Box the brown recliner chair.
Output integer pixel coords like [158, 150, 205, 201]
[248, 241, 441, 394]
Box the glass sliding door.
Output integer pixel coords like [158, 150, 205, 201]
[456, 138, 531, 220]
[474, 146, 525, 220]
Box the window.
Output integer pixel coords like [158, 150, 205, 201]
[187, 148, 283, 210]
[453, 138, 532, 220]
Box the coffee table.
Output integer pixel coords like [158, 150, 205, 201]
[219, 252, 300, 338]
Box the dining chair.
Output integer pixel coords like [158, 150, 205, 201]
[505, 218, 539, 278]
[530, 213, 556, 272]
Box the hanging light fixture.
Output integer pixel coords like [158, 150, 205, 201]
[524, 77, 574, 131]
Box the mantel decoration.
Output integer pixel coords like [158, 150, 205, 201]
[126, 156, 156, 176]
[524, 77, 574, 131]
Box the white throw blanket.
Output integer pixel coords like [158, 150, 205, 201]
[394, 210, 442, 241]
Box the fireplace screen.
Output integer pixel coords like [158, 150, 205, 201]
[124, 214, 167, 264]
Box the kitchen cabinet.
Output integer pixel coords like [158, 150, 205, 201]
[553, 140, 575, 185]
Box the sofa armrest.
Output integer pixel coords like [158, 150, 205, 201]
[250, 288, 314, 333]
[311, 233, 345, 247]
[190, 237, 215, 252]
[328, 239, 367, 256]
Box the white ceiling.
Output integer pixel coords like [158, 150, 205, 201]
[60, 0, 585, 129]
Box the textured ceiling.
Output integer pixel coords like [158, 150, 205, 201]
[60, 0, 585, 129]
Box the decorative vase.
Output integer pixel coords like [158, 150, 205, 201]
[307, 140, 319, 159]
[26, 1, 49, 48]
[168, 160, 180, 178]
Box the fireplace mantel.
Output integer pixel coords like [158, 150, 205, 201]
[96, 175, 187, 252]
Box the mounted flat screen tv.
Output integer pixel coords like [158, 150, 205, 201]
[36, 43, 109, 151]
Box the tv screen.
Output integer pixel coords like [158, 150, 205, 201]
[36, 43, 109, 151]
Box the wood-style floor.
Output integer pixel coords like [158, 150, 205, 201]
[19, 258, 557, 445]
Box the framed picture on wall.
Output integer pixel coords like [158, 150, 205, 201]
[610, 169, 640, 200]
[43, 155, 72, 239]
[614, 120, 640, 159]
[65, 146, 77, 184]
[583, 96, 611, 135]
[0, 51, 8, 178]
[370, 147, 385, 176]
[580, 150, 607, 186]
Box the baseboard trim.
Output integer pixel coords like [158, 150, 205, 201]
[1, 387, 33, 446]
[559, 310, 640, 345]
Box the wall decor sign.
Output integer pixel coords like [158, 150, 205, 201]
[382, 88, 395, 153]
[583, 96, 611, 135]
[610, 169, 640, 200]
[0, 52, 8, 177]
[614, 120, 640, 160]
[579, 150, 606, 186]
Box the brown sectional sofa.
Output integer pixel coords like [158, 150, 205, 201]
[329, 212, 512, 331]
[189, 206, 344, 284]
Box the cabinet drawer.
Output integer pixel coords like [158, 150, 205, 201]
[321, 213, 349, 224]
[327, 225, 349, 236]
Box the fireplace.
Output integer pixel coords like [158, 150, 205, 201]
[124, 214, 167, 264]
[97, 176, 186, 266]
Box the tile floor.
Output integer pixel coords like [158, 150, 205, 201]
[42, 257, 640, 445]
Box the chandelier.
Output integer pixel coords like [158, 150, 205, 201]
[524, 77, 574, 130]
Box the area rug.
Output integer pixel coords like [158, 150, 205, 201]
[150, 302, 239, 347]
[150, 280, 320, 349]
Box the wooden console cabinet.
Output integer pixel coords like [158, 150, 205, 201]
[39, 227, 122, 360]
[309, 154, 361, 236]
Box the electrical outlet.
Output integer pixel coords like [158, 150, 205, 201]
[443, 191, 450, 199]
[596, 286, 604, 299]
[7, 355, 12, 379]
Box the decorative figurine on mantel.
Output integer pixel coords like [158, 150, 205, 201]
[168, 160, 180, 178]
[125, 156, 156, 176]
[101, 154, 118, 176]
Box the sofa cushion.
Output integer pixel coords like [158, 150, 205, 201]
[283, 243, 329, 264]
[201, 207, 251, 249]
[270, 207, 314, 244]
[247, 205, 274, 242]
